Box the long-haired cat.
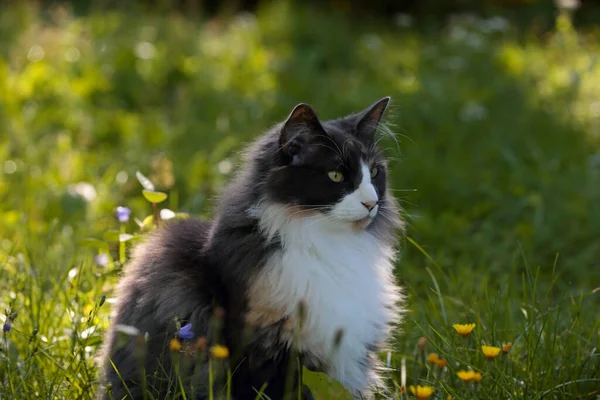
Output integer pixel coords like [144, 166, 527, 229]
[97, 97, 405, 400]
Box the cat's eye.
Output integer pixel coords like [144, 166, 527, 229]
[370, 167, 379, 179]
[327, 170, 344, 183]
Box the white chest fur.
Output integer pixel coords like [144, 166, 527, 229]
[247, 203, 402, 395]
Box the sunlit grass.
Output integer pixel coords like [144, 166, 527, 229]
[1, 1, 599, 399]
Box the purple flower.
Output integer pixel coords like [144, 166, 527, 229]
[178, 323, 194, 340]
[3, 321, 11, 333]
[115, 206, 132, 223]
[94, 253, 108, 267]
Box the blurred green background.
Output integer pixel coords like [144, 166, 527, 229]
[0, 0, 599, 398]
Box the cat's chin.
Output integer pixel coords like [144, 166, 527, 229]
[350, 216, 373, 231]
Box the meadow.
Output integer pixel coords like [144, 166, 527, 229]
[0, 1, 599, 399]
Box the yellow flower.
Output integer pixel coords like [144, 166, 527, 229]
[209, 344, 229, 359]
[452, 323, 476, 337]
[196, 336, 208, 351]
[169, 338, 181, 352]
[481, 345, 502, 359]
[436, 358, 447, 368]
[457, 370, 483, 383]
[502, 343, 513, 353]
[409, 385, 435, 399]
[82, 304, 94, 316]
[457, 370, 474, 382]
[427, 352, 439, 364]
[426, 352, 447, 368]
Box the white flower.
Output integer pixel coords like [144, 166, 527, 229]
[460, 101, 487, 122]
[234, 11, 258, 30]
[68, 182, 97, 202]
[589, 152, 600, 169]
[360, 34, 382, 52]
[160, 208, 176, 220]
[465, 34, 484, 49]
[4, 160, 17, 174]
[483, 16, 510, 33]
[449, 26, 469, 42]
[554, 0, 580, 10]
[134, 41, 156, 60]
[27, 45, 45, 62]
[394, 13, 413, 28]
[218, 159, 233, 175]
[441, 56, 465, 71]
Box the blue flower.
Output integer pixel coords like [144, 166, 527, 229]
[94, 253, 108, 267]
[115, 206, 132, 223]
[178, 323, 194, 340]
[3, 321, 11, 333]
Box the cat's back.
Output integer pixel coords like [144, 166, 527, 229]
[113, 217, 216, 318]
[122, 217, 210, 279]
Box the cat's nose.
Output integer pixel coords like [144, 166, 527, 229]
[361, 201, 378, 212]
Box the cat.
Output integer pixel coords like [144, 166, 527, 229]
[97, 97, 405, 400]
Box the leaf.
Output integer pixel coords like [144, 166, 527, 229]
[142, 190, 167, 204]
[142, 215, 154, 228]
[302, 368, 353, 399]
[136, 171, 155, 191]
[80, 336, 103, 347]
[103, 230, 120, 242]
[119, 233, 135, 242]
[78, 238, 109, 250]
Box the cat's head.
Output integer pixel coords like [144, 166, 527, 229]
[262, 97, 400, 232]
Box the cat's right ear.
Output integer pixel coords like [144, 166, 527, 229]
[279, 104, 326, 165]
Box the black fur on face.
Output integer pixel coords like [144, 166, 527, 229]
[256, 97, 400, 233]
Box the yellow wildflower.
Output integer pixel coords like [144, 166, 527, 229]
[196, 336, 208, 351]
[452, 323, 476, 337]
[457, 370, 474, 382]
[209, 344, 229, 359]
[427, 352, 439, 364]
[82, 304, 94, 316]
[436, 358, 447, 368]
[409, 385, 435, 399]
[457, 369, 483, 383]
[502, 343, 513, 353]
[169, 338, 181, 352]
[481, 345, 501, 359]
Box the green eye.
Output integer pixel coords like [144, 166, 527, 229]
[328, 170, 344, 183]
[370, 166, 379, 179]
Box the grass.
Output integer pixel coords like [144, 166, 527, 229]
[1, 1, 599, 399]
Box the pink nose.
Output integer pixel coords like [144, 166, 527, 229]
[361, 201, 377, 211]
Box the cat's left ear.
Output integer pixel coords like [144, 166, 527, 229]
[355, 96, 391, 144]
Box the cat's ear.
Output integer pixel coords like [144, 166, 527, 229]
[355, 96, 390, 143]
[280, 103, 326, 165]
